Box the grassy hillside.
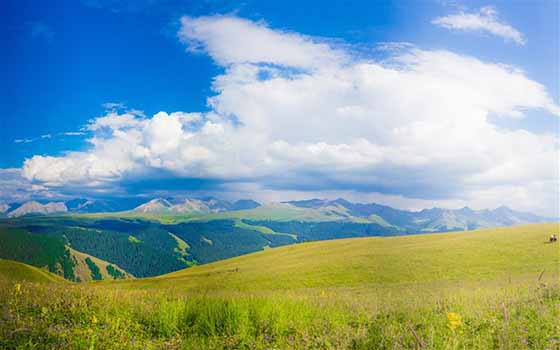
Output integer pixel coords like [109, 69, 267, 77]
[0, 259, 66, 283]
[111, 223, 559, 292]
[67, 247, 131, 281]
[1, 223, 558, 349]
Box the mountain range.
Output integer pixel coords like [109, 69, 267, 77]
[0, 196, 552, 232]
[283, 198, 550, 232]
[7, 201, 68, 218]
[133, 197, 261, 214]
[1, 197, 261, 218]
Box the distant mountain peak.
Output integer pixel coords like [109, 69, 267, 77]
[131, 197, 258, 214]
[332, 198, 352, 206]
[7, 201, 67, 218]
[457, 206, 473, 214]
[171, 198, 212, 214]
[148, 198, 173, 206]
[0, 203, 10, 214]
[494, 205, 513, 212]
[133, 198, 173, 213]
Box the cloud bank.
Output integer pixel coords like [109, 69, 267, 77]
[18, 16, 559, 215]
[0, 169, 62, 203]
[432, 6, 526, 45]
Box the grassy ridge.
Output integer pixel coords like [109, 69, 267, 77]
[0, 259, 66, 283]
[1, 223, 559, 349]
[233, 220, 298, 239]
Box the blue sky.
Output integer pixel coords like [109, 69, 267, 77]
[1, 0, 558, 215]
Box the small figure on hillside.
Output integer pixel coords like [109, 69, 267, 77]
[550, 234, 558, 243]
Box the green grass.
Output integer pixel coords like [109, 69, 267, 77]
[169, 232, 190, 255]
[233, 220, 298, 240]
[169, 204, 338, 223]
[71, 211, 201, 224]
[1, 223, 559, 349]
[128, 235, 142, 244]
[0, 259, 66, 283]
[110, 223, 559, 292]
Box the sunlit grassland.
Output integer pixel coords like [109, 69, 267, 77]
[1, 223, 559, 349]
[110, 223, 560, 292]
[0, 259, 67, 284]
[233, 220, 298, 239]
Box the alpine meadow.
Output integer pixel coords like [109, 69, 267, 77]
[1, 1, 559, 349]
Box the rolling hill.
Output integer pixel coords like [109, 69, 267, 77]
[0, 259, 66, 283]
[107, 223, 560, 293]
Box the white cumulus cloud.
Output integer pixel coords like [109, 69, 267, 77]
[19, 15, 559, 216]
[178, 16, 348, 69]
[432, 6, 526, 45]
[0, 169, 62, 202]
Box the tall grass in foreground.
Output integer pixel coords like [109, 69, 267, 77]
[1, 280, 558, 350]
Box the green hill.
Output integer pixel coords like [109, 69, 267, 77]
[109, 223, 560, 293]
[0, 259, 66, 283]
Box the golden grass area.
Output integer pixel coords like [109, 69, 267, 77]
[1, 223, 559, 349]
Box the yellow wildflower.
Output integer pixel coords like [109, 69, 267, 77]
[14, 283, 21, 295]
[91, 315, 98, 325]
[447, 312, 463, 331]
